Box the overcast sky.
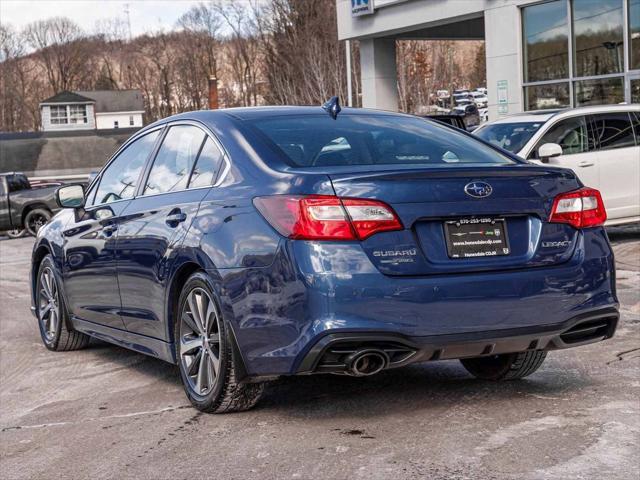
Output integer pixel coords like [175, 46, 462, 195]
[1, 0, 207, 37]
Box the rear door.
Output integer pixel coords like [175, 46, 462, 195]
[589, 111, 640, 221]
[116, 124, 225, 340]
[529, 115, 600, 189]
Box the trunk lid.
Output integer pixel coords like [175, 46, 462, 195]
[328, 164, 582, 276]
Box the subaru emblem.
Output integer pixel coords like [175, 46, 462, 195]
[464, 181, 493, 198]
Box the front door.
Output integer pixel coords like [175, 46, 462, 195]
[116, 125, 224, 340]
[530, 115, 600, 189]
[62, 129, 161, 329]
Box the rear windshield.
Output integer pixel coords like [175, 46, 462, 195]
[475, 122, 543, 154]
[246, 114, 515, 168]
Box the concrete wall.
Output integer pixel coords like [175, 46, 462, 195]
[0, 129, 139, 178]
[95, 112, 144, 130]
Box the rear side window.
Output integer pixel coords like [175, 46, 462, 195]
[531, 116, 594, 158]
[93, 130, 160, 206]
[591, 113, 635, 150]
[7, 174, 30, 192]
[143, 126, 206, 196]
[247, 114, 514, 167]
[188, 138, 224, 189]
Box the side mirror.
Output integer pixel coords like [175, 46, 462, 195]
[538, 143, 563, 163]
[56, 184, 85, 208]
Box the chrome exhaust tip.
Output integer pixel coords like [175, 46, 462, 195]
[346, 349, 389, 377]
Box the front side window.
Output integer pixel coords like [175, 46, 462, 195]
[532, 116, 594, 158]
[188, 138, 224, 189]
[522, 0, 569, 82]
[50, 106, 68, 125]
[144, 125, 205, 195]
[590, 112, 636, 150]
[573, 0, 624, 77]
[93, 130, 160, 206]
[247, 114, 515, 168]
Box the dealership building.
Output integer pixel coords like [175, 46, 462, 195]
[337, 0, 640, 120]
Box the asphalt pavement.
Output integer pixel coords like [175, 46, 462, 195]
[0, 226, 638, 480]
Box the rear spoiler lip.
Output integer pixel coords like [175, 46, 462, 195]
[325, 165, 578, 182]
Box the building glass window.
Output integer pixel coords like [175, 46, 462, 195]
[129, 115, 134, 126]
[572, 0, 624, 77]
[574, 77, 625, 105]
[631, 0, 640, 70]
[524, 82, 571, 110]
[631, 79, 640, 103]
[522, 0, 569, 82]
[114, 121, 119, 129]
[50, 106, 68, 124]
[69, 105, 87, 124]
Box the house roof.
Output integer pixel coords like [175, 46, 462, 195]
[40, 91, 96, 105]
[76, 90, 144, 113]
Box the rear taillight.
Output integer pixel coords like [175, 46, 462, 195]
[253, 195, 403, 241]
[549, 187, 607, 228]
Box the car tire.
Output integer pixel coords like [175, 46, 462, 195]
[25, 208, 52, 236]
[5, 228, 26, 239]
[460, 350, 547, 381]
[36, 255, 91, 351]
[175, 272, 264, 413]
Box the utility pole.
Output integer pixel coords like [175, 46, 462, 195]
[124, 3, 132, 41]
[345, 40, 353, 107]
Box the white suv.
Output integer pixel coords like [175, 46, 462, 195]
[474, 105, 640, 226]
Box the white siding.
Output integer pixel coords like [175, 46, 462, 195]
[41, 104, 96, 131]
[95, 112, 144, 130]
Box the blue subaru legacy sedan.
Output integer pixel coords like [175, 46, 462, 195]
[30, 106, 619, 413]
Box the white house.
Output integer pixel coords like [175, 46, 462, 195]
[40, 90, 144, 131]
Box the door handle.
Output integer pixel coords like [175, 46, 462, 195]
[578, 161, 594, 168]
[102, 224, 117, 236]
[166, 211, 187, 226]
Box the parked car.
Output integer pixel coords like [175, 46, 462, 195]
[424, 114, 466, 130]
[452, 102, 480, 130]
[31, 106, 618, 413]
[474, 105, 640, 225]
[470, 91, 488, 108]
[475, 87, 488, 95]
[0, 172, 61, 237]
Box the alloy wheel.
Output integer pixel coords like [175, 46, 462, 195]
[179, 287, 222, 397]
[38, 267, 59, 341]
[28, 213, 48, 234]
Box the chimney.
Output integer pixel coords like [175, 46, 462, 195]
[208, 75, 219, 110]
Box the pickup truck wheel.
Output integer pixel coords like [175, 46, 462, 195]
[25, 209, 52, 236]
[5, 228, 26, 238]
[176, 272, 264, 413]
[460, 350, 547, 381]
[36, 255, 91, 351]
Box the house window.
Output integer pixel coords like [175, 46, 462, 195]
[50, 106, 68, 124]
[114, 121, 119, 129]
[69, 105, 87, 124]
[129, 115, 134, 126]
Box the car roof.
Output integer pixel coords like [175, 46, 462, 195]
[486, 104, 639, 125]
[142, 106, 413, 130]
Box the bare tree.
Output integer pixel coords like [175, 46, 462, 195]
[23, 17, 88, 92]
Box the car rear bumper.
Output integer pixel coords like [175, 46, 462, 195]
[225, 228, 617, 378]
[294, 306, 619, 375]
